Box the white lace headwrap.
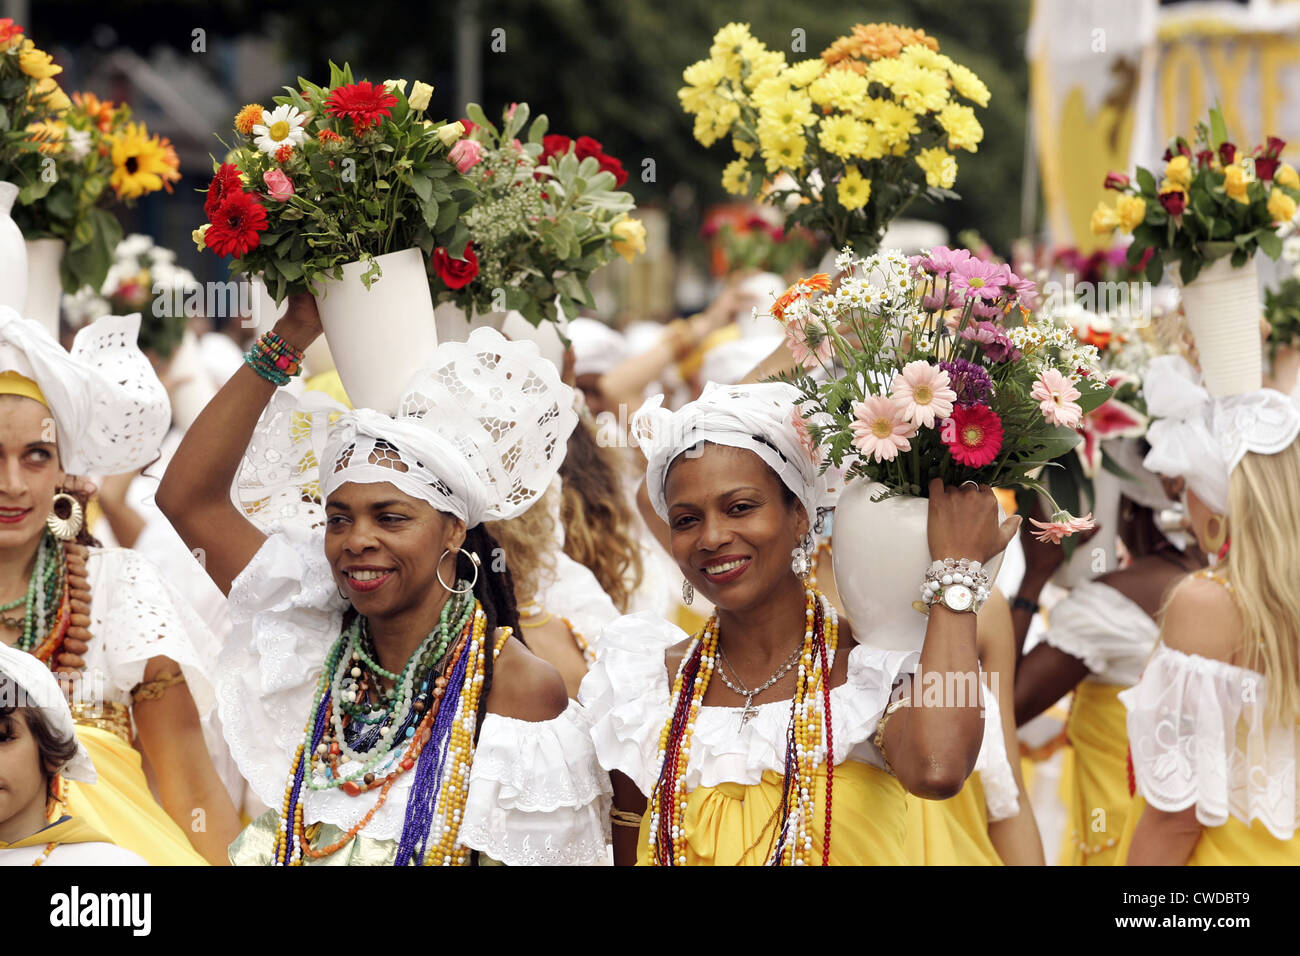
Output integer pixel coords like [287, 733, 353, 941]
[1142, 355, 1300, 514]
[632, 381, 824, 526]
[239, 327, 577, 529]
[567, 317, 628, 378]
[0, 642, 96, 783]
[0, 307, 170, 475]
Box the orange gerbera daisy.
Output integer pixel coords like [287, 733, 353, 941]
[770, 273, 831, 322]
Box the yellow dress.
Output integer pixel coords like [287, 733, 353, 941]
[636, 763, 908, 866]
[58, 724, 208, 866]
[1117, 642, 1300, 865]
[904, 774, 1001, 865]
[1058, 681, 1130, 865]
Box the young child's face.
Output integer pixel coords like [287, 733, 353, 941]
[0, 711, 47, 831]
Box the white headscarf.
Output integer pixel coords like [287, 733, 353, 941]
[0, 643, 96, 784]
[1142, 355, 1300, 513]
[567, 317, 628, 378]
[0, 307, 170, 475]
[632, 381, 825, 527]
[245, 327, 577, 529]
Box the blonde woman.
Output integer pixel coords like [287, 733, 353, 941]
[1120, 358, 1300, 864]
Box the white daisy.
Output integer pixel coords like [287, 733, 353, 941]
[252, 104, 309, 156]
[66, 128, 92, 160]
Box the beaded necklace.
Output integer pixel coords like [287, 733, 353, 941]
[646, 587, 838, 866]
[272, 589, 495, 866]
[3, 530, 72, 666]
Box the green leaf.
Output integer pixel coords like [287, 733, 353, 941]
[1136, 166, 1157, 195]
[1259, 230, 1283, 260]
[1074, 379, 1113, 414]
[464, 102, 490, 131]
[1210, 105, 1228, 149]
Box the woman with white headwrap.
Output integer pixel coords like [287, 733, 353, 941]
[1011, 435, 1206, 866]
[1115, 356, 1300, 864]
[158, 294, 609, 865]
[580, 381, 1020, 865]
[0, 306, 239, 866]
[0, 642, 147, 865]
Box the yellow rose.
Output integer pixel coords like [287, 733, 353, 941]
[435, 121, 465, 147]
[35, 78, 70, 115]
[192, 224, 210, 252]
[1268, 188, 1297, 225]
[1164, 154, 1192, 189]
[1090, 201, 1121, 235]
[408, 81, 434, 112]
[18, 41, 62, 80]
[1117, 195, 1146, 233]
[1276, 163, 1300, 190]
[1223, 163, 1250, 204]
[612, 217, 647, 263]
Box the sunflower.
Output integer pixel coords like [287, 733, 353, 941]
[109, 123, 181, 200]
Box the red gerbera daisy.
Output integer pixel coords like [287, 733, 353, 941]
[942, 403, 1004, 468]
[205, 192, 268, 258]
[204, 163, 244, 220]
[324, 81, 398, 132]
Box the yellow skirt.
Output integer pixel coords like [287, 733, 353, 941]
[636, 762, 907, 865]
[1059, 681, 1130, 866]
[904, 772, 1002, 865]
[58, 724, 208, 866]
[1117, 795, 1300, 865]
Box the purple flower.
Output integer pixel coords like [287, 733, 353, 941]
[999, 269, 1039, 309]
[961, 321, 1023, 363]
[939, 357, 993, 406]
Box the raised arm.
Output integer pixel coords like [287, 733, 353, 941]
[884, 480, 1020, 799]
[156, 293, 323, 595]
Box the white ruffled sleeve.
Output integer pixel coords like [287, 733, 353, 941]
[1120, 644, 1298, 840]
[973, 686, 1020, 822]
[1042, 581, 1159, 686]
[459, 701, 613, 866]
[578, 611, 682, 796]
[217, 524, 347, 808]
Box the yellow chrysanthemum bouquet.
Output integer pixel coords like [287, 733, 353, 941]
[679, 22, 989, 254]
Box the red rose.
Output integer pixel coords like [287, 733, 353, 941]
[205, 163, 244, 220]
[460, 119, 478, 137]
[598, 153, 628, 187]
[574, 135, 603, 160]
[1256, 157, 1279, 181]
[1159, 189, 1186, 217]
[1265, 135, 1286, 158]
[540, 134, 572, 163]
[1218, 142, 1236, 166]
[1196, 149, 1214, 168]
[432, 244, 479, 290]
[1103, 171, 1130, 191]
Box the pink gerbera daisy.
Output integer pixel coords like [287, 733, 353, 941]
[850, 395, 917, 462]
[949, 257, 1008, 304]
[1031, 368, 1083, 428]
[942, 404, 1004, 468]
[1029, 511, 1095, 543]
[890, 360, 956, 429]
[784, 313, 834, 369]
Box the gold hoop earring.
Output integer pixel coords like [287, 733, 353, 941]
[1204, 515, 1227, 555]
[437, 547, 480, 595]
[46, 492, 84, 541]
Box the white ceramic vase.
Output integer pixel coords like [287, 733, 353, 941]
[23, 237, 66, 338]
[250, 277, 336, 377]
[831, 480, 1006, 653]
[311, 248, 437, 414]
[0, 182, 29, 314]
[1176, 255, 1262, 397]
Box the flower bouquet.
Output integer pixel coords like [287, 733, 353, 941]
[679, 21, 989, 255]
[1092, 108, 1300, 395]
[771, 247, 1109, 649]
[198, 63, 475, 411]
[701, 207, 817, 277]
[427, 101, 640, 331]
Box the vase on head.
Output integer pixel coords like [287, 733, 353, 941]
[0, 182, 29, 316]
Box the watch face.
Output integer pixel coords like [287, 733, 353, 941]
[943, 584, 974, 611]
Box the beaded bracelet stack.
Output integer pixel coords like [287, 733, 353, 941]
[919, 557, 992, 611]
[244, 331, 306, 386]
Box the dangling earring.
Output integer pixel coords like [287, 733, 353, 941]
[46, 491, 84, 542]
[1204, 514, 1227, 557]
[791, 532, 814, 579]
[681, 578, 695, 607]
[437, 547, 480, 595]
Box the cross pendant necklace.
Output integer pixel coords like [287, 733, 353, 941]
[739, 696, 758, 731]
[718, 643, 804, 736]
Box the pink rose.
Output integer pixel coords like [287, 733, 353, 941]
[262, 168, 294, 202]
[448, 138, 483, 173]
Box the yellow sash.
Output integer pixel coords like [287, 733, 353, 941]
[904, 772, 1002, 865]
[1059, 681, 1130, 865]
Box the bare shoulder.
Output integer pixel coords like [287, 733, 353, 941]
[1158, 575, 1243, 664]
[663, 636, 695, 686]
[486, 630, 569, 722]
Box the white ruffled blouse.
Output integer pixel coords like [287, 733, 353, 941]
[220, 524, 611, 865]
[1121, 644, 1299, 840]
[974, 689, 1020, 823]
[1042, 580, 1158, 687]
[579, 612, 920, 795]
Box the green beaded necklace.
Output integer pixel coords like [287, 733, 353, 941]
[3, 531, 64, 652]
